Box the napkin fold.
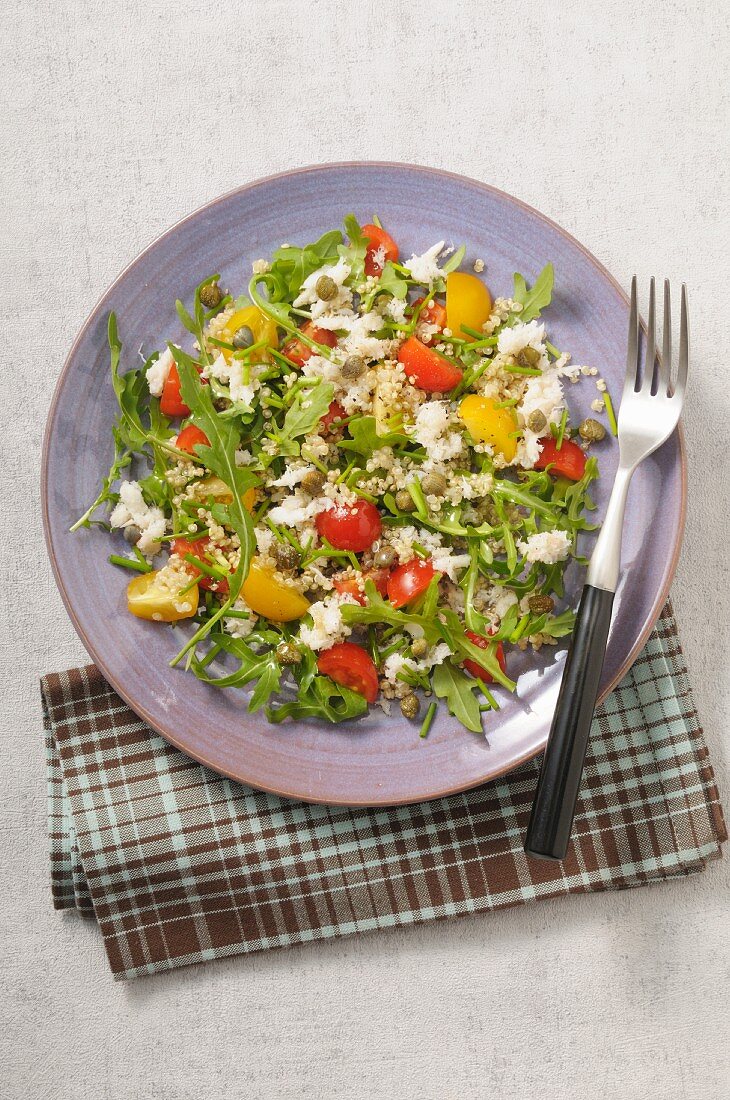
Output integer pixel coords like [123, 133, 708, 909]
[42, 602, 725, 980]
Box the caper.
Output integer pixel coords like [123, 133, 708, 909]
[395, 489, 417, 512]
[528, 594, 555, 615]
[526, 409, 547, 434]
[272, 542, 300, 571]
[578, 417, 606, 443]
[232, 325, 255, 350]
[516, 345, 541, 369]
[373, 546, 396, 569]
[277, 642, 302, 666]
[410, 637, 429, 659]
[342, 355, 366, 380]
[123, 524, 141, 545]
[199, 282, 223, 309]
[400, 693, 420, 720]
[315, 274, 338, 301]
[421, 471, 448, 497]
[300, 469, 326, 496]
[481, 502, 499, 526]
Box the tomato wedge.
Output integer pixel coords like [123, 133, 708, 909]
[317, 642, 379, 703]
[413, 297, 448, 341]
[387, 558, 436, 609]
[315, 501, 382, 552]
[282, 321, 337, 367]
[463, 630, 507, 682]
[171, 536, 228, 594]
[333, 568, 390, 606]
[397, 336, 463, 393]
[535, 437, 587, 481]
[320, 400, 347, 434]
[176, 424, 210, 455]
[160, 361, 207, 418]
[362, 223, 399, 277]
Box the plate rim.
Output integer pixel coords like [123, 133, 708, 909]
[42, 160, 687, 806]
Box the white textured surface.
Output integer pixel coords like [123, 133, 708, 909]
[1, 2, 729, 1097]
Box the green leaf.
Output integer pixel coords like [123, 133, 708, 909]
[510, 263, 554, 323]
[441, 244, 466, 275]
[339, 416, 414, 458]
[274, 379, 335, 456]
[376, 261, 409, 300]
[268, 230, 343, 299]
[267, 674, 368, 724]
[339, 214, 368, 284]
[431, 661, 484, 734]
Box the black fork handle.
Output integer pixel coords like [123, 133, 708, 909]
[524, 584, 615, 861]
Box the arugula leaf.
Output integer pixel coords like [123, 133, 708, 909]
[339, 214, 368, 284]
[441, 245, 466, 275]
[341, 580, 443, 644]
[375, 261, 409, 300]
[431, 660, 484, 734]
[438, 609, 516, 690]
[510, 263, 554, 323]
[339, 416, 414, 458]
[268, 230, 343, 299]
[272, 379, 335, 456]
[267, 675, 368, 724]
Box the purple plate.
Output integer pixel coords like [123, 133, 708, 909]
[42, 163, 685, 806]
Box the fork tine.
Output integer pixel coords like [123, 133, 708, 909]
[643, 277, 656, 392]
[625, 275, 639, 394]
[658, 279, 671, 394]
[674, 283, 689, 399]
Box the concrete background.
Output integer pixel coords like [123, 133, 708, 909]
[1, 1, 728, 1097]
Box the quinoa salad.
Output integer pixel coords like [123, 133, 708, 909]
[73, 215, 613, 736]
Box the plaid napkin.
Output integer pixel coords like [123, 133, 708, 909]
[42, 601, 725, 980]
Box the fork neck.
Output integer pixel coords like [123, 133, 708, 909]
[586, 464, 635, 593]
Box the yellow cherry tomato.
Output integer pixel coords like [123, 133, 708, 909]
[220, 305, 278, 361]
[446, 272, 492, 342]
[197, 476, 257, 512]
[459, 394, 518, 462]
[242, 561, 310, 622]
[127, 570, 199, 622]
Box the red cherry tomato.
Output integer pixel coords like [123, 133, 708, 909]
[315, 501, 382, 553]
[362, 223, 399, 277]
[159, 361, 208, 418]
[413, 297, 448, 341]
[320, 400, 347, 434]
[463, 630, 506, 682]
[387, 558, 436, 609]
[176, 424, 210, 455]
[333, 568, 390, 606]
[534, 437, 587, 481]
[397, 336, 463, 393]
[317, 642, 380, 703]
[282, 321, 338, 367]
[171, 537, 228, 594]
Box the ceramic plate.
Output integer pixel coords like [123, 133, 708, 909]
[43, 163, 685, 805]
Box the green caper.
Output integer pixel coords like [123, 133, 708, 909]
[410, 637, 429, 659]
[342, 355, 366, 380]
[232, 325, 255, 350]
[400, 693, 420, 720]
[395, 489, 417, 512]
[373, 546, 396, 569]
[123, 524, 141, 545]
[199, 282, 223, 309]
[578, 417, 606, 443]
[277, 642, 302, 666]
[421, 471, 448, 497]
[516, 345, 541, 369]
[528, 594, 555, 615]
[526, 409, 547, 434]
[300, 469, 326, 496]
[272, 542, 300, 571]
[315, 274, 338, 301]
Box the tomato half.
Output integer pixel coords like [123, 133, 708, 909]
[535, 437, 587, 481]
[387, 558, 436, 609]
[445, 271, 492, 341]
[317, 642, 380, 703]
[459, 395, 518, 462]
[176, 424, 210, 455]
[463, 630, 507, 682]
[333, 568, 390, 606]
[320, 400, 347, 434]
[171, 536, 228, 594]
[160, 361, 208, 418]
[315, 501, 382, 552]
[282, 321, 338, 367]
[362, 223, 399, 277]
[397, 336, 463, 393]
[127, 570, 199, 622]
[413, 297, 448, 341]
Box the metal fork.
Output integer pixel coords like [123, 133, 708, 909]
[524, 277, 688, 861]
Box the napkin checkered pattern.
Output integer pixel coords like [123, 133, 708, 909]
[42, 602, 725, 980]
